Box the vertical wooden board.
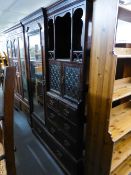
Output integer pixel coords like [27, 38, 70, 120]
[86, 0, 119, 175]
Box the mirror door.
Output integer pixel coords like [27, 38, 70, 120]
[28, 32, 45, 123]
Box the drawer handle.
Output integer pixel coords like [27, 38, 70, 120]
[37, 128, 42, 134]
[64, 139, 70, 147]
[63, 108, 70, 115]
[50, 127, 55, 134]
[56, 150, 63, 158]
[64, 123, 70, 130]
[49, 113, 55, 119]
[49, 99, 54, 105]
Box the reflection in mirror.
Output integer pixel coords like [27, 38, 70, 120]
[19, 37, 28, 100]
[29, 33, 45, 122]
[12, 39, 18, 57]
[73, 8, 83, 51]
[48, 19, 54, 50]
[7, 41, 12, 58]
[55, 12, 71, 59]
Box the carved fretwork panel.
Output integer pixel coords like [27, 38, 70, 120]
[73, 51, 83, 62]
[48, 51, 54, 59]
[63, 65, 81, 103]
[49, 63, 61, 93]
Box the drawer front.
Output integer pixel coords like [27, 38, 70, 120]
[46, 120, 83, 159]
[47, 107, 83, 140]
[59, 102, 79, 124]
[44, 130, 83, 175]
[32, 118, 44, 137]
[21, 102, 30, 115]
[32, 118, 83, 175]
[14, 97, 21, 109]
[46, 94, 59, 111]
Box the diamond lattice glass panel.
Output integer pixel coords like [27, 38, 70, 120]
[64, 66, 81, 102]
[49, 64, 61, 93]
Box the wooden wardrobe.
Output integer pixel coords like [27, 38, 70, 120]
[4, 24, 30, 120]
[4, 0, 92, 174]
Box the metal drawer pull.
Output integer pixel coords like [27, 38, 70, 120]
[49, 99, 54, 105]
[64, 139, 70, 147]
[63, 108, 70, 115]
[37, 128, 42, 134]
[56, 150, 63, 158]
[49, 113, 55, 119]
[50, 127, 55, 134]
[64, 123, 70, 130]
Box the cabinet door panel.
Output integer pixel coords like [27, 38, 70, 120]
[28, 32, 45, 122]
[49, 61, 61, 94]
[63, 64, 82, 103]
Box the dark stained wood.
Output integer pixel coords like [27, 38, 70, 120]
[44, 0, 90, 174]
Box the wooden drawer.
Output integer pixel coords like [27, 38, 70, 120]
[21, 102, 30, 115]
[46, 93, 82, 124]
[14, 96, 21, 109]
[48, 138, 83, 175]
[32, 117, 83, 175]
[46, 94, 59, 111]
[47, 107, 83, 141]
[32, 118, 44, 136]
[46, 119, 83, 159]
[59, 101, 80, 124]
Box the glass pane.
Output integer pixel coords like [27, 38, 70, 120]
[29, 33, 44, 122]
[73, 8, 83, 51]
[19, 37, 28, 100]
[48, 19, 54, 50]
[12, 39, 18, 58]
[7, 41, 12, 59]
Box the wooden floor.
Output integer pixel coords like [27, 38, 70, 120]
[0, 87, 64, 175]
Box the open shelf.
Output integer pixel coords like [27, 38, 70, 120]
[109, 101, 131, 142]
[113, 77, 131, 102]
[117, 55, 131, 59]
[114, 47, 131, 58]
[111, 156, 131, 175]
[111, 132, 131, 172]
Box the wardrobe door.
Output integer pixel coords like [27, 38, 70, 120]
[19, 36, 29, 101]
[28, 31, 45, 123]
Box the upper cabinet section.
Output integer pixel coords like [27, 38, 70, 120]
[21, 8, 45, 34]
[47, 0, 86, 63]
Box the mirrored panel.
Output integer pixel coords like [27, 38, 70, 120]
[29, 33, 45, 122]
[19, 37, 29, 100]
[12, 39, 18, 58]
[7, 41, 12, 59]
